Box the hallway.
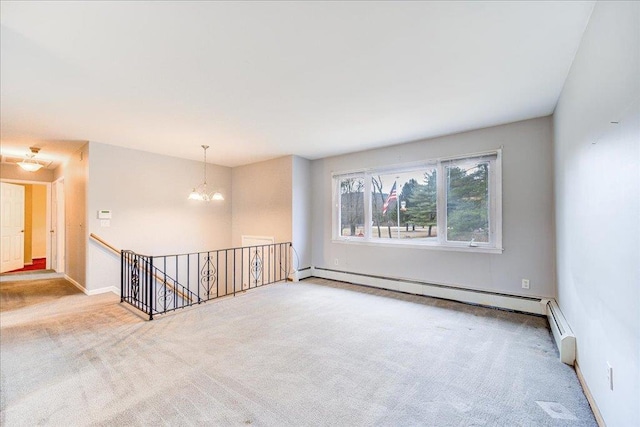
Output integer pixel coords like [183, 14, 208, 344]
[0, 276, 78, 311]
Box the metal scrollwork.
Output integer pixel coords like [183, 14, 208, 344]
[250, 249, 263, 284]
[131, 257, 140, 301]
[157, 286, 174, 307]
[200, 255, 217, 298]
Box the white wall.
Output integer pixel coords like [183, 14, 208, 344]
[292, 156, 312, 272]
[311, 116, 556, 298]
[553, 2, 639, 425]
[86, 142, 232, 293]
[231, 156, 293, 247]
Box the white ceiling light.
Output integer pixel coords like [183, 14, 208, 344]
[17, 147, 44, 172]
[188, 145, 224, 202]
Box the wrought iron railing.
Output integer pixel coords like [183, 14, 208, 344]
[121, 242, 292, 320]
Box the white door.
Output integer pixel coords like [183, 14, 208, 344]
[51, 179, 65, 272]
[1, 182, 25, 273]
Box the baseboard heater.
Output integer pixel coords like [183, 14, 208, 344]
[546, 299, 576, 365]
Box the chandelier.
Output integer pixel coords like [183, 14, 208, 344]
[188, 145, 224, 201]
[17, 147, 44, 172]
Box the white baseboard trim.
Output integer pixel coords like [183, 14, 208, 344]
[65, 274, 86, 293]
[576, 361, 606, 427]
[65, 275, 119, 296]
[309, 267, 546, 315]
[87, 286, 120, 296]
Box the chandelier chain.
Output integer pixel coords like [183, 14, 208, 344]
[202, 145, 208, 185]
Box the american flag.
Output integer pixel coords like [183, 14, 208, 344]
[382, 181, 397, 215]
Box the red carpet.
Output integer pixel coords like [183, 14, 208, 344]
[6, 258, 46, 273]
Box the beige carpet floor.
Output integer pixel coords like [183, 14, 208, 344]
[1, 277, 596, 426]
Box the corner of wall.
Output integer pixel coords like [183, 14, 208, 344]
[552, 2, 640, 425]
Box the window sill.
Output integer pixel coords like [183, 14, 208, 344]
[331, 238, 504, 254]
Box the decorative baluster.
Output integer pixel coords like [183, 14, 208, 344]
[200, 254, 217, 299]
[131, 257, 140, 303]
[250, 248, 262, 287]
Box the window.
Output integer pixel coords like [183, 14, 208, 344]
[339, 176, 365, 237]
[370, 167, 437, 241]
[333, 151, 502, 252]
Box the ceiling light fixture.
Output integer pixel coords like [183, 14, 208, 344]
[188, 145, 224, 201]
[17, 147, 44, 172]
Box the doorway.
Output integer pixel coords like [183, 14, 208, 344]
[0, 178, 64, 275]
[51, 178, 65, 273]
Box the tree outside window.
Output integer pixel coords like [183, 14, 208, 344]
[340, 177, 364, 237]
[334, 151, 501, 251]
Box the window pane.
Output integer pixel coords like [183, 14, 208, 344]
[446, 160, 489, 243]
[371, 168, 437, 240]
[340, 177, 365, 237]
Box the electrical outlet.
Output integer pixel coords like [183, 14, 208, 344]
[334, 259, 339, 266]
[521, 279, 530, 289]
[607, 362, 613, 390]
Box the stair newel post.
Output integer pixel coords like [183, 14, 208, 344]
[148, 256, 154, 321]
[120, 250, 124, 303]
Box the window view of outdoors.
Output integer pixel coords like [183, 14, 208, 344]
[446, 161, 490, 242]
[371, 168, 438, 240]
[337, 152, 497, 247]
[340, 177, 364, 237]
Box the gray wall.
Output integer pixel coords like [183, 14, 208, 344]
[292, 156, 312, 272]
[553, 2, 639, 425]
[311, 116, 556, 298]
[55, 144, 88, 288]
[86, 142, 232, 292]
[231, 156, 293, 247]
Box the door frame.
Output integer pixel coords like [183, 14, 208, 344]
[52, 177, 65, 273]
[0, 178, 52, 270]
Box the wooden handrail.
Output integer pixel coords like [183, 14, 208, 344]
[90, 233, 120, 255]
[89, 233, 193, 303]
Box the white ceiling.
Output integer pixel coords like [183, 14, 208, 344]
[1, 1, 594, 167]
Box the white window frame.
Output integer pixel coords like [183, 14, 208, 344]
[332, 149, 503, 254]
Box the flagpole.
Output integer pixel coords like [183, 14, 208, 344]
[396, 179, 400, 239]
